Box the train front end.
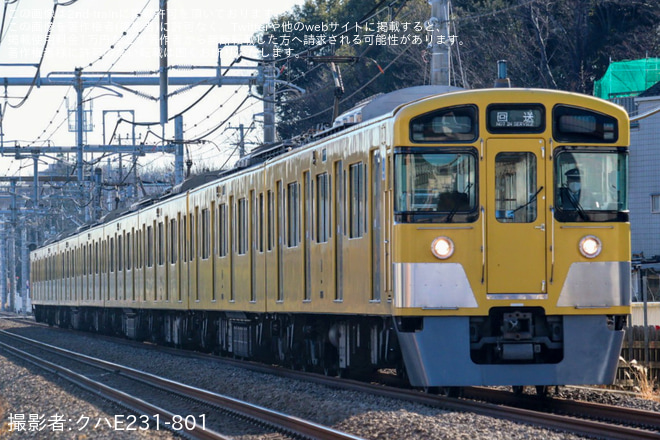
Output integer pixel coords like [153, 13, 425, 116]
[389, 89, 630, 388]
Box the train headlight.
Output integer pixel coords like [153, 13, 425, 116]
[431, 236, 454, 260]
[579, 235, 602, 258]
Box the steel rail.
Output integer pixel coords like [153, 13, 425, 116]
[464, 386, 660, 431]
[3, 320, 658, 439]
[0, 339, 227, 440]
[0, 330, 364, 440]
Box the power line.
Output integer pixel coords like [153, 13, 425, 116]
[6, 3, 58, 109]
[84, 0, 153, 70]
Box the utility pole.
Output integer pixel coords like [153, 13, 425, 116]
[0, 9, 305, 306]
[225, 123, 259, 159]
[429, 0, 451, 86]
[260, 35, 276, 144]
[159, 0, 168, 127]
[7, 180, 16, 312]
[20, 226, 28, 316]
[74, 67, 87, 222]
[230, 124, 246, 158]
[0, 222, 5, 311]
[174, 115, 184, 184]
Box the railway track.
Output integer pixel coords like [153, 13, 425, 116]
[281, 373, 660, 440]
[0, 329, 364, 440]
[2, 316, 659, 439]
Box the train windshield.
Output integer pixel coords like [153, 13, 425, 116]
[554, 148, 628, 222]
[394, 148, 478, 223]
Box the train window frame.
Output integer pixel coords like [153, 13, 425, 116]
[553, 146, 629, 222]
[88, 244, 92, 275]
[146, 225, 154, 268]
[189, 213, 195, 261]
[486, 103, 545, 134]
[170, 218, 177, 264]
[201, 208, 210, 260]
[410, 105, 478, 143]
[277, 180, 284, 302]
[553, 105, 618, 143]
[157, 222, 164, 266]
[287, 182, 300, 248]
[494, 152, 538, 223]
[258, 192, 265, 253]
[237, 198, 248, 254]
[118, 234, 123, 272]
[126, 232, 132, 271]
[393, 147, 479, 224]
[218, 203, 228, 257]
[135, 227, 144, 269]
[349, 162, 366, 239]
[316, 172, 331, 243]
[267, 190, 274, 252]
[109, 237, 115, 273]
[95, 241, 100, 274]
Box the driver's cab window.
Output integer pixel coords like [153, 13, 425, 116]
[554, 149, 628, 222]
[494, 152, 538, 223]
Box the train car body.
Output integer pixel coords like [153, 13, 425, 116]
[31, 86, 631, 388]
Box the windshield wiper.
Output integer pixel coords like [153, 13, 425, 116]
[511, 186, 544, 215]
[566, 191, 590, 221]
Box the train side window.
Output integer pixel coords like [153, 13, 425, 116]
[170, 219, 177, 263]
[267, 191, 274, 252]
[158, 222, 164, 266]
[237, 198, 248, 254]
[189, 213, 195, 261]
[81, 246, 86, 277]
[349, 162, 366, 238]
[258, 193, 265, 253]
[147, 225, 154, 268]
[277, 181, 284, 302]
[118, 234, 123, 272]
[316, 172, 331, 243]
[102, 240, 106, 275]
[181, 216, 187, 262]
[287, 182, 300, 247]
[218, 204, 228, 257]
[126, 232, 132, 271]
[410, 105, 477, 142]
[201, 208, 210, 259]
[109, 238, 115, 273]
[139, 229, 144, 269]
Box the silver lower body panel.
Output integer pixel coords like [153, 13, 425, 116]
[395, 315, 623, 387]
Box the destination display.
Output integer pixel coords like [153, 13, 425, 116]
[487, 104, 545, 133]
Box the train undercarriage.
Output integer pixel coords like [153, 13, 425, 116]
[33, 305, 402, 378]
[32, 305, 626, 391]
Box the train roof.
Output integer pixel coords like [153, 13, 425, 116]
[36, 85, 465, 249]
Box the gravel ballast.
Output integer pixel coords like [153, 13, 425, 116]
[1, 317, 658, 439]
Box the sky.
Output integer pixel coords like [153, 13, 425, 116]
[0, 0, 303, 177]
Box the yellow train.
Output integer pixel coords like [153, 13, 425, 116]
[30, 86, 631, 390]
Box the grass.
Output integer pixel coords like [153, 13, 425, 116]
[620, 357, 660, 401]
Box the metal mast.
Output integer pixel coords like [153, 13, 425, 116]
[429, 0, 451, 86]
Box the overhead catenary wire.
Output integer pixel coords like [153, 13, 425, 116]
[23, 3, 156, 147]
[0, 0, 19, 45]
[6, 2, 58, 109]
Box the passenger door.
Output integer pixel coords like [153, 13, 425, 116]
[486, 139, 547, 295]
